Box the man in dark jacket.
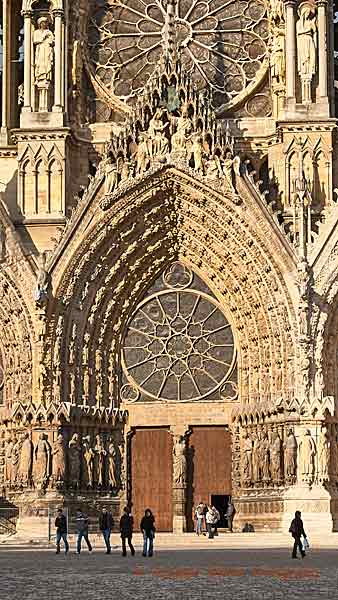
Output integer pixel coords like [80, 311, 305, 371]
[55, 508, 69, 554]
[289, 510, 306, 558]
[140, 508, 155, 557]
[120, 506, 135, 556]
[76, 508, 92, 554]
[99, 507, 114, 554]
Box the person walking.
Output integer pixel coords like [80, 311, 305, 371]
[289, 510, 307, 559]
[99, 507, 114, 554]
[55, 508, 69, 554]
[120, 506, 135, 556]
[211, 506, 220, 536]
[206, 506, 215, 539]
[195, 501, 205, 536]
[140, 508, 155, 557]
[75, 508, 92, 554]
[227, 501, 236, 533]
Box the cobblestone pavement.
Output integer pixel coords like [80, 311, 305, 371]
[2, 542, 338, 600]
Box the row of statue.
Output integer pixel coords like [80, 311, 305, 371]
[270, 1, 317, 104]
[4, 431, 123, 492]
[240, 427, 331, 487]
[101, 105, 241, 196]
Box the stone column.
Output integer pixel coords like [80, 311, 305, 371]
[53, 10, 63, 112]
[317, 0, 328, 99]
[285, 0, 296, 101]
[1, 0, 9, 136]
[22, 11, 33, 112]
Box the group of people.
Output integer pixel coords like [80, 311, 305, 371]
[55, 506, 156, 557]
[194, 501, 236, 538]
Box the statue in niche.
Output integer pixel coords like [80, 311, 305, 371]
[271, 27, 285, 84]
[173, 436, 187, 486]
[147, 108, 169, 158]
[252, 431, 262, 482]
[285, 429, 297, 478]
[82, 332, 90, 365]
[191, 134, 204, 174]
[108, 438, 120, 490]
[318, 427, 330, 481]
[271, 431, 282, 481]
[11, 435, 22, 485]
[241, 432, 253, 484]
[95, 434, 107, 487]
[136, 133, 150, 176]
[298, 429, 316, 482]
[120, 161, 131, 183]
[68, 323, 77, 364]
[35, 252, 50, 305]
[83, 436, 95, 488]
[34, 16, 54, 83]
[261, 432, 271, 481]
[52, 433, 66, 483]
[205, 154, 224, 180]
[171, 105, 192, 152]
[330, 428, 338, 479]
[34, 433, 51, 489]
[5, 435, 14, 484]
[104, 156, 118, 195]
[68, 433, 82, 488]
[296, 3, 317, 102]
[18, 433, 33, 486]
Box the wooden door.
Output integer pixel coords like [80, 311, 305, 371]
[187, 426, 232, 530]
[130, 428, 173, 532]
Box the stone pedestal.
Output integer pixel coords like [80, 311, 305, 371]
[172, 484, 186, 533]
[281, 484, 333, 534]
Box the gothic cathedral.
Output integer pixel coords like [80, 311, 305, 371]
[0, 0, 337, 535]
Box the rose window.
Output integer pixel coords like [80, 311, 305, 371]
[122, 263, 236, 402]
[88, 0, 269, 109]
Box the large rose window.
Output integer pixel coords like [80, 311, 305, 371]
[121, 263, 237, 402]
[88, 0, 269, 108]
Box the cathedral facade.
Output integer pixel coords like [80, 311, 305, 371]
[0, 0, 337, 535]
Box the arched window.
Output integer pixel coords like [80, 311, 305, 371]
[22, 159, 35, 215]
[49, 159, 62, 214]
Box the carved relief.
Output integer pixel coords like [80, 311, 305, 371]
[298, 429, 316, 484]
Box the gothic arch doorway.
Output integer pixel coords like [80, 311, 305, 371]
[122, 262, 237, 531]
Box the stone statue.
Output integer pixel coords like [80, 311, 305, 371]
[147, 108, 169, 158]
[191, 134, 204, 174]
[11, 435, 22, 484]
[95, 434, 107, 487]
[252, 432, 261, 482]
[5, 436, 14, 484]
[241, 433, 253, 484]
[261, 433, 271, 481]
[0, 223, 6, 261]
[68, 322, 77, 364]
[330, 429, 338, 479]
[136, 134, 150, 176]
[173, 436, 187, 485]
[83, 436, 95, 487]
[271, 431, 282, 481]
[271, 27, 285, 84]
[33, 17, 54, 83]
[205, 155, 223, 179]
[68, 433, 82, 487]
[104, 158, 118, 195]
[318, 427, 330, 481]
[298, 429, 316, 482]
[34, 252, 50, 305]
[296, 2, 317, 102]
[108, 438, 119, 489]
[284, 429, 297, 478]
[34, 433, 51, 489]
[18, 433, 33, 485]
[271, 0, 284, 22]
[52, 433, 66, 483]
[171, 106, 192, 152]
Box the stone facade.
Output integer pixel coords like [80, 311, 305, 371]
[0, 0, 337, 535]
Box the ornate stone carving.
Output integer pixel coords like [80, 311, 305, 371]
[298, 429, 316, 483]
[284, 429, 297, 480]
[95, 434, 107, 487]
[173, 435, 187, 486]
[270, 431, 282, 482]
[34, 433, 51, 490]
[52, 433, 66, 484]
[241, 432, 253, 486]
[18, 433, 33, 486]
[318, 427, 330, 482]
[68, 433, 82, 488]
[83, 435, 95, 488]
[296, 2, 317, 103]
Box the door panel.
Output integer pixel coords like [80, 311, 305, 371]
[131, 428, 173, 532]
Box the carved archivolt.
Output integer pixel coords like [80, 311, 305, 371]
[46, 161, 297, 409]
